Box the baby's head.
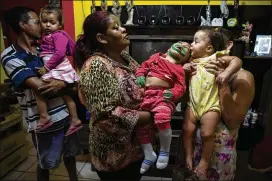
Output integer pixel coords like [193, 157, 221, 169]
[220, 28, 234, 50]
[190, 27, 225, 59]
[167, 41, 191, 65]
[40, 5, 63, 35]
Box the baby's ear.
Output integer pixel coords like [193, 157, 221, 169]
[206, 45, 214, 53]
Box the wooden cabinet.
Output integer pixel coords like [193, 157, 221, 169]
[0, 113, 28, 178]
[0, 84, 28, 178]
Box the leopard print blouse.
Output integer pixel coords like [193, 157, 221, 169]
[79, 51, 148, 171]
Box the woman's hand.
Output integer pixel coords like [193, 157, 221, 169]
[38, 79, 66, 96]
[204, 57, 226, 76]
[137, 111, 153, 127]
[183, 63, 197, 77]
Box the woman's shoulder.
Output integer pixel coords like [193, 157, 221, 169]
[82, 54, 111, 72]
[237, 69, 254, 82]
[232, 69, 255, 93]
[121, 51, 139, 70]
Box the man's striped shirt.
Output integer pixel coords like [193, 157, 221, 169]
[1, 44, 69, 132]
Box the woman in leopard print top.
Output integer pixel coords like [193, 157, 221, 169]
[75, 11, 153, 180]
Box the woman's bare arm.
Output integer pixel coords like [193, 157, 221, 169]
[219, 70, 255, 130]
[216, 56, 242, 84]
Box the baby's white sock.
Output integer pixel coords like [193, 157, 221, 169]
[156, 128, 172, 169]
[140, 143, 157, 174]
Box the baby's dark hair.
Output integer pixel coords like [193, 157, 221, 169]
[41, 5, 63, 25]
[3, 6, 35, 34]
[198, 27, 226, 52]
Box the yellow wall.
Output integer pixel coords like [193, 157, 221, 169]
[0, 23, 7, 83]
[73, 0, 272, 39]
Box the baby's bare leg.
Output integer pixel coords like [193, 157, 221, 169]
[63, 95, 81, 125]
[34, 92, 50, 124]
[183, 107, 197, 170]
[197, 111, 220, 175]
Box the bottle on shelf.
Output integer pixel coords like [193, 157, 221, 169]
[251, 109, 259, 128]
[243, 108, 252, 127]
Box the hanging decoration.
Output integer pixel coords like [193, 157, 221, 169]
[112, 0, 122, 22]
[227, 0, 239, 27]
[91, 0, 96, 14]
[101, 0, 108, 12]
[200, 0, 212, 26]
[125, 0, 134, 25]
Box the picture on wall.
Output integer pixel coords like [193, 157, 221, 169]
[254, 35, 272, 56]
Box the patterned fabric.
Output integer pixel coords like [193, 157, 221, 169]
[137, 87, 174, 144]
[189, 50, 229, 120]
[140, 87, 175, 126]
[41, 54, 79, 83]
[136, 53, 186, 103]
[173, 122, 238, 181]
[0, 44, 69, 132]
[193, 123, 238, 181]
[79, 51, 153, 172]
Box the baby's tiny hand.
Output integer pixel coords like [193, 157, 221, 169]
[163, 89, 173, 101]
[216, 71, 231, 85]
[136, 76, 146, 88]
[38, 67, 48, 75]
[183, 63, 192, 74]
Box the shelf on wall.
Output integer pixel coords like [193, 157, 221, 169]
[244, 56, 272, 59]
[124, 25, 242, 38]
[124, 24, 242, 30]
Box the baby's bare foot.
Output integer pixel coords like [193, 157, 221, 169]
[185, 155, 193, 170]
[71, 118, 81, 126]
[39, 114, 51, 125]
[194, 160, 209, 177]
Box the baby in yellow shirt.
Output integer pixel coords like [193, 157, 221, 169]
[183, 27, 242, 177]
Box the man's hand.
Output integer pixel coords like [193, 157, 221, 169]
[37, 67, 48, 75]
[38, 79, 66, 96]
[136, 76, 146, 88]
[163, 89, 173, 101]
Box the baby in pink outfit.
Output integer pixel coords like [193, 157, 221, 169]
[35, 5, 82, 136]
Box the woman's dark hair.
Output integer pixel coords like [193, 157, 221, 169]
[3, 6, 35, 34]
[220, 28, 234, 49]
[75, 11, 111, 70]
[220, 28, 234, 42]
[41, 5, 63, 25]
[198, 27, 226, 52]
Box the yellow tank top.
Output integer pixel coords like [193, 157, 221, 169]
[189, 50, 230, 120]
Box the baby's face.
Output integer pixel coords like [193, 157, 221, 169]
[179, 42, 191, 64]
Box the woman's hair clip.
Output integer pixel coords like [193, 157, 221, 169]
[214, 27, 221, 32]
[78, 34, 85, 40]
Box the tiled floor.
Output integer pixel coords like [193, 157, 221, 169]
[3, 134, 270, 181]
[0, 134, 169, 181]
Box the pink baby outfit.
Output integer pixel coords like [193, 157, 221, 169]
[40, 30, 79, 83]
